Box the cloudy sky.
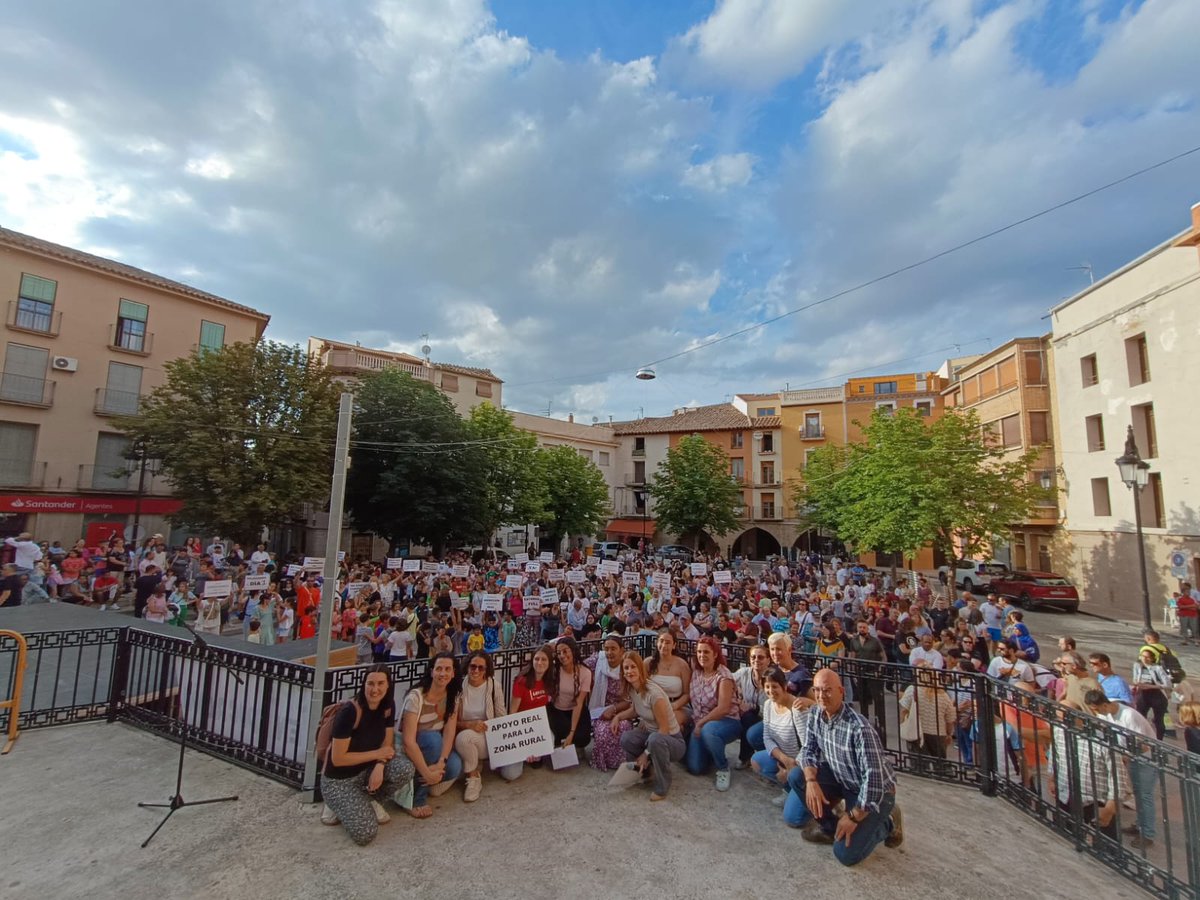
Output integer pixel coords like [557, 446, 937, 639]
[1, 0, 1197, 421]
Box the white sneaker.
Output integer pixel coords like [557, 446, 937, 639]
[110, 603, 121, 612]
[429, 778, 456, 798]
[320, 803, 339, 826]
[464, 775, 482, 803]
[772, 792, 787, 807]
[99, 604, 107, 611]
[370, 800, 391, 824]
[715, 770, 731, 792]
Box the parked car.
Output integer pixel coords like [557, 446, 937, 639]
[938, 559, 1011, 593]
[655, 544, 694, 563]
[469, 547, 510, 566]
[592, 541, 631, 560]
[989, 570, 1080, 612]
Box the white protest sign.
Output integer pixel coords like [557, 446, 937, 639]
[402, 558, 420, 572]
[481, 594, 503, 612]
[713, 569, 732, 585]
[386, 557, 404, 570]
[566, 569, 585, 584]
[346, 582, 369, 595]
[540, 588, 559, 604]
[547, 569, 564, 582]
[599, 560, 620, 576]
[421, 561, 439, 573]
[539, 551, 553, 563]
[452, 564, 470, 578]
[286, 564, 301, 576]
[486, 707, 554, 770]
[652, 572, 671, 591]
[451, 593, 469, 610]
[303, 557, 325, 569]
[337, 551, 346, 562]
[504, 574, 523, 589]
[551, 744, 579, 770]
[525, 561, 541, 574]
[585, 557, 599, 568]
[622, 571, 640, 586]
[690, 562, 708, 577]
[506, 560, 520, 571]
[204, 579, 233, 598]
[243, 574, 270, 592]
[514, 553, 529, 564]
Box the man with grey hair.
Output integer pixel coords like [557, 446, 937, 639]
[1083, 689, 1158, 849]
[1052, 650, 1102, 708]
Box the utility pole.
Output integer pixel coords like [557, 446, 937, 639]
[301, 391, 353, 800]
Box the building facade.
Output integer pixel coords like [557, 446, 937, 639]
[1049, 202, 1200, 619]
[0, 227, 270, 547]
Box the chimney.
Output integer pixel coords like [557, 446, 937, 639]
[568, 413, 574, 423]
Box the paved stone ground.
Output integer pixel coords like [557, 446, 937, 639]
[1, 722, 1148, 900]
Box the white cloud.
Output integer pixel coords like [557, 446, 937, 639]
[682, 152, 754, 193]
[184, 154, 235, 180]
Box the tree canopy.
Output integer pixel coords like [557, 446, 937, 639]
[647, 433, 743, 548]
[536, 445, 610, 546]
[465, 403, 547, 541]
[118, 341, 341, 543]
[796, 407, 1049, 566]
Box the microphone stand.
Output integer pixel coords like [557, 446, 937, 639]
[138, 619, 242, 848]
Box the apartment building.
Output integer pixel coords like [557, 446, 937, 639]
[307, 337, 502, 415]
[1049, 202, 1200, 619]
[942, 337, 1058, 570]
[0, 227, 269, 546]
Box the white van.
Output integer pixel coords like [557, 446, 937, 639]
[939, 559, 1010, 593]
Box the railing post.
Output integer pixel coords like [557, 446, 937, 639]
[106, 627, 131, 723]
[972, 671, 997, 797]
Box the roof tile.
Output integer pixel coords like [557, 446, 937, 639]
[612, 403, 750, 435]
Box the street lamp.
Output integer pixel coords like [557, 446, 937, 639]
[1114, 425, 1152, 630]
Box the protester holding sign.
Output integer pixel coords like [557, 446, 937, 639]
[455, 651, 509, 802]
[499, 645, 554, 781]
[398, 654, 463, 819]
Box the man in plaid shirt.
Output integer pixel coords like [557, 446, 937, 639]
[788, 668, 902, 865]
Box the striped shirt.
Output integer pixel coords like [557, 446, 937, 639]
[800, 702, 896, 813]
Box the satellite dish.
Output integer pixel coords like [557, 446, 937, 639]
[421, 344, 431, 357]
[591, 416, 598, 424]
[635, 366, 656, 380]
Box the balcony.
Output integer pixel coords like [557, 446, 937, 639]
[751, 506, 780, 521]
[324, 350, 432, 380]
[729, 473, 746, 484]
[108, 323, 154, 356]
[0, 460, 47, 488]
[6, 300, 62, 337]
[781, 386, 843, 405]
[94, 387, 143, 417]
[800, 425, 825, 440]
[631, 447, 646, 458]
[754, 475, 781, 488]
[78, 463, 136, 492]
[624, 472, 646, 486]
[0, 374, 55, 408]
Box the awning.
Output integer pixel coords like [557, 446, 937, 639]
[606, 518, 655, 534]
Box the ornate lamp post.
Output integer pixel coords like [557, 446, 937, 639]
[1114, 425, 1152, 630]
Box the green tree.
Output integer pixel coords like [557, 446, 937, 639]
[465, 403, 547, 541]
[535, 445, 610, 547]
[118, 341, 341, 543]
[647, 433, 743, 549]
[345, 370, 486, 551]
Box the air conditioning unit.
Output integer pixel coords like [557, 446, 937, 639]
[52, 356, 78, 372]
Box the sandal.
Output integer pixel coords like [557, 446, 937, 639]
[406, 805, 433, 819]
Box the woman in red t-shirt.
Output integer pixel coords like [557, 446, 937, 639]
[498, 644, 553, 782]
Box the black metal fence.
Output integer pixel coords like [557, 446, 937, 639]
[1, 624, 1196, 900]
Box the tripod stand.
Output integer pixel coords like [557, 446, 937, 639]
[138, 622, 240, 848]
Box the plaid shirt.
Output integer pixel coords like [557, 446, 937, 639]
[800, 702, 896, 812]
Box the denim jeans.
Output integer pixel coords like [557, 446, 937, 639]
[684, 717, 741, 775]
[739, 710, 764, 762]
[751, 748, 785, 783]
[783, 762, 896, 866]
[403, 729, 463, 807]
[1129, 758, 1157, 839]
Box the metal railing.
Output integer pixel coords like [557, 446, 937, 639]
[0, 626, 123, 732]
[0, 630, 27, 753]
[7, 300, 62, 336]
[0, 373, 55, 407]
[108, 323, 154, 355]
[0, 459, 47, 488]
[94, 387, 143, 416]
[801, 424, 825, 439]
[78, 463, 136, 491]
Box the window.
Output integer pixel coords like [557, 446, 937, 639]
[761, 493, 776, 519]
[598, 451, 609, 466]
[92, 432, 132, 490]
[15, 274, 56, 333]
[633, 460, 646, 483]
[1091, 478, 1112, 517]
[475, 381, 493, 398]
[997, 356, 1017, 389]
[875, 401, 896, 415]
[1085, 415, 1105, 452]
[441, 373, 459, 392]
[857, 384, 865, 393]
[115, 299, 148, 351]
[1131, 403, 1157, 459]
[101, 362, 143, 415]
[1080, 354, 1098, 387]
[1024, 350, 1047, 385]
[962, 377, 980, 404]
[1125, 334, 1150, 386]
[730, 458, 745, 482]
[1, 343, 50, 405]
[633, 437, 646, 456]
[578, 448, 593, 462]
[730, 432, 743, 449]
[760, 462, 775, 485]
[1142, 473, 1165, 528]
[198, 320, 225, 353]
[760, 433, 774, 452]
[914, 400, 932, 417]
[1028, 411, 1051, 446]
[0, 421, 37, 486]
[979, 367, 998, 396]
[755, 407, 776, 417]
[1000, 414, 1021, 448]
[873, 381, 897, 394]
[803, 412, 822, 438]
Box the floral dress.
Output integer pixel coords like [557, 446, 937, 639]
[584, 654, 630, 771]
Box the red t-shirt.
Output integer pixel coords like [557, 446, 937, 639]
[1177, 595, 1198, 618]
[512, 677, 549, 712]
[297, 614, 316, 639]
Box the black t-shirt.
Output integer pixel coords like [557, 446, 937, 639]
[135, 573, 162, 603]
[323, 700, 394, 780]
[714, 625, 739, 643]
[0, 575, 23, 607]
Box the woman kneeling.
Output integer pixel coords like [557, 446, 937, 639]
[616, 651, 686, 801]
[455, 650, 508, 802]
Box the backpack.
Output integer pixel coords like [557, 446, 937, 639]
[1159, 647, 1186, 685]
[315, 699, 362, 769]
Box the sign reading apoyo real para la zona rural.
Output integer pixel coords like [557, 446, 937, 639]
[485, 706, 554, 770]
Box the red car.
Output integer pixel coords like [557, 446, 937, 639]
[990, 570, 1080, 613]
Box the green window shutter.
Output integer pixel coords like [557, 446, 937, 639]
[19, 274, 57, 303]
[118, 299, 149, 321]
[199, 320, 225, 350]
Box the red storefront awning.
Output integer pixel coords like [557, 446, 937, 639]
[0, 494, 183, 515]
[606, 518, 655, 535]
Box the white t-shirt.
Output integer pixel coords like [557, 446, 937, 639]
[909, 647, 945, 669]
[987, 657, 1034, 684]
[386, 630, 413, 658]
[277, 607, 294, 635]
[1098, 704, 1156, 741]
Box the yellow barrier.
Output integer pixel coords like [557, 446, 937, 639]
[0, 629, 27, 754]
